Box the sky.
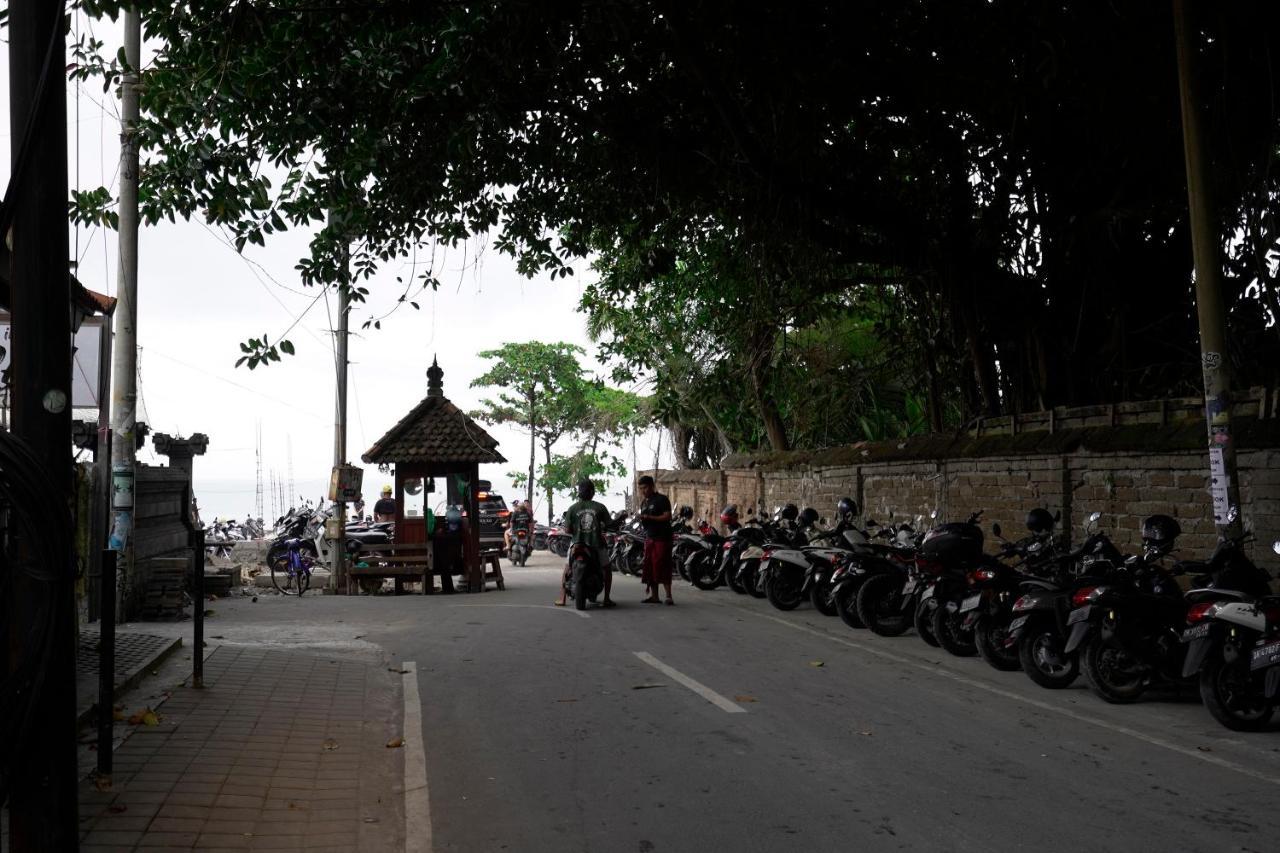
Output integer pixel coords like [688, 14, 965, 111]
[1, 13, 670, 524]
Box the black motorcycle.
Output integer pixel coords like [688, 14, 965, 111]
[566, 542, 606, 610]
[919, 511, 988, 658]
[508, 527, 532, 567]
[1063, 514, 1200, 704]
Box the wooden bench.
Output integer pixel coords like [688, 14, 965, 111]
[347, 542, 450, 595]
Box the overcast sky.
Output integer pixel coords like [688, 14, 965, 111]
[1, 14, 669, 524]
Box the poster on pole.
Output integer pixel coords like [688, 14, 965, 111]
[1208, 446, 1230, 524]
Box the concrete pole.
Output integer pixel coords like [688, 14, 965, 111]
[7, 0, 78, 845]
[109, 9, 142, 579]
[1173, 0, 1243, 537]
[331, 223, 349, 592]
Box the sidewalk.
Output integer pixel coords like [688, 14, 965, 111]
[78, 646, 405, 851]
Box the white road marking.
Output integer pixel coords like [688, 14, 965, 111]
[402, 661, 433, 853]
[634, 651, 747, 714]
[709, 598, 1280, 787]
[449, 603, 590, 619]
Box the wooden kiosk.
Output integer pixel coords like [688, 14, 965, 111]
[359, 358, 506, 593]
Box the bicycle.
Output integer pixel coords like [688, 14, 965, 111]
[271, 537, 314, 595]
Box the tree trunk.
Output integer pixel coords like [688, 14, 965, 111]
[526, 390, 536, 508]
[923, 340, 944, 433]
[697, 401, 735, 458]
[543, 440, 555, 524]
[749, 357, 790, 451]
[670, 422, 692, 469]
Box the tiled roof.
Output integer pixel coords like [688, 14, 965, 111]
[362, 394, 505, 465]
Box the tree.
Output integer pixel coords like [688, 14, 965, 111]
[74, 2, 1280, 429]
[470, 342, 588, 523]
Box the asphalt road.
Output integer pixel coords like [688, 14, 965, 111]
[189, 551, 1280, 852]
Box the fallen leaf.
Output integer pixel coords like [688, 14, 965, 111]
[353, 634, 366, 639]
[388, 668, 409, 674]
[733, 695, 758, 703]
[322, 738, 340, 751]
[107, 804, 127, 814]
[1197, 745, 1212, 752]
[94, 776, 112, 792]
[126, 708, 161, 726]
[112, 709, 126, 722]
[386, 737, 404, 748]
[631, 684, 665, 690]
[809, 661, 825, 668]
[858, 730, 873, 737]
[203, 609, 215, 617]
[363, 817, 379, 824]
[555, 698, 578, 703]
[211, 635, 226, 640]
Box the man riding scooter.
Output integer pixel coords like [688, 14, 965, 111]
[555, 479, 615, 608]
[505, 499, 534, 556]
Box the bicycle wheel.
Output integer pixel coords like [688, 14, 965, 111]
[271, 556, 309, 595]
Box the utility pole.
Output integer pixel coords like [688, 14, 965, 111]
[330, 217, 350, 592]
[1173, 0, 1242, 537]
[7, 0, 79, 847]
[109, 8, 141, 575]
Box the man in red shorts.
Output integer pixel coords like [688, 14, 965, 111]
[637, 475, 675, 605]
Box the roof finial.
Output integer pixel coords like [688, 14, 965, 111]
[427, 356, 444, 397]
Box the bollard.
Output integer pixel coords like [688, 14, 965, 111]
[97, 549, 117, 779]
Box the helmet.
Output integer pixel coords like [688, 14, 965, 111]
[780, 503, 799, 522]
[678, 505, 693, 520]
[381, 484, 393, 496]
[720, 504, 740, 524]
[836, 496, 858, 522]
[576, 479, 596, 501]
[798, 507, 820, 528]
[1025, 508, 1055, 534]
[1141, 514, 1181, 546]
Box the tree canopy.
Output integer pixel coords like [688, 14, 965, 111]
[75, 1, 1280, 456]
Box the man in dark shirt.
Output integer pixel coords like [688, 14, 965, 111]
[505, 500, 533, 553]
[637, 475, 674, 605]
[373, 485, 396, 522]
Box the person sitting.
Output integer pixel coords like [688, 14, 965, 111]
[505, 500, 533, 553]
[373, 485, 396, 522]
[555, 479, 615, 608]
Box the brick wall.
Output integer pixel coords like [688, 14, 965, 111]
[642, 427, 1280, 575]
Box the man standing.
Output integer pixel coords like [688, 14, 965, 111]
[637, 475, 674, 605]
[373, 485, 396, 522]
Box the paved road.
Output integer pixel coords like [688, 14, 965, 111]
[194, 552, 1280, 852]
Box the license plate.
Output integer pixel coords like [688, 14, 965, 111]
[1009, 615, 1028, 634]
[1180, 624, 1211, 643]
[1251, 640, 1280, 671]
[1066, 606, 1092, 626]
[960, 593, 983, 613]
[920, 585, 935, 601]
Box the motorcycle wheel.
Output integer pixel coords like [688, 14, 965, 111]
[726, 563, 747, 595]
[765, 568, 804, 611]
[974, 617, 1022, 671]
[915, 600, 941, 647]
[835, 583, 866, 630]
[1199, 656, 1275, 731]
[855, 573, 911, 637]
[1081, 637, 1149, 704]
[932, 603, 977, 657]
[745, 562, 767, 599]
[810, 580, 837, 617]
[1017, 625, 1079, 689]
[689, 555, 719, 591]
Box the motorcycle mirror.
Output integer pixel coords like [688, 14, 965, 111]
[1272, 540, 1280, 556]
[1226, 505, 1240, 524]
[930, 509, 939, 520]
[992, 522, 1002, 539]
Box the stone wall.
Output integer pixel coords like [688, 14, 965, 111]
[640, 420, 1280, 575]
